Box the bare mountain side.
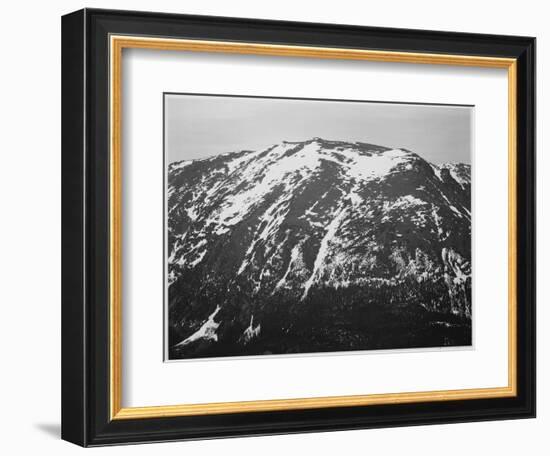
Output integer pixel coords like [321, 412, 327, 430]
[167, 138, 471, 359]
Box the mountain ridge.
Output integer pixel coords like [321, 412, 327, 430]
[167, 137, 472, 359]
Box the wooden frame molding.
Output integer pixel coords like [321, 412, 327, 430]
[109, 35, 518, 421]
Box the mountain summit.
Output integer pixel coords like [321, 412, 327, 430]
[167, 138, 471, 359]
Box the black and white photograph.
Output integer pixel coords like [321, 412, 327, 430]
[165, 94, 473, 360]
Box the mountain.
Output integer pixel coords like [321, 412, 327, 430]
[167, 138, 472, 359]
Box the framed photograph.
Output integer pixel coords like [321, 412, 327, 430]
[62, 8, 535, 446]
[164, 93, 475, 360]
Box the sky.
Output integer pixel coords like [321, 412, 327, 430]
[165, 93, 472, 165]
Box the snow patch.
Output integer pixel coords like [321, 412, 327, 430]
[170, 161, 191, 171]
[242, 315, 261, 343]
[302, 206, 348, 300]
[430, 164, 442, 181]
[173, 306, 221, 347]
[273, 240, 306, 293]
[335, 148, 409, 181]
[431, 205, 445, 239]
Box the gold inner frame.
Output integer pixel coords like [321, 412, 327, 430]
[109, 35, 518, 420]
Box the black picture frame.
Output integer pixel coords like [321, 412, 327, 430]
[62, 8, 535, 447]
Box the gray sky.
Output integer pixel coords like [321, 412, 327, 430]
[165, 94, 472, 165]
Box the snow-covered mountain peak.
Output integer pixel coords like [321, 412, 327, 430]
[167, 138, 472, 357]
